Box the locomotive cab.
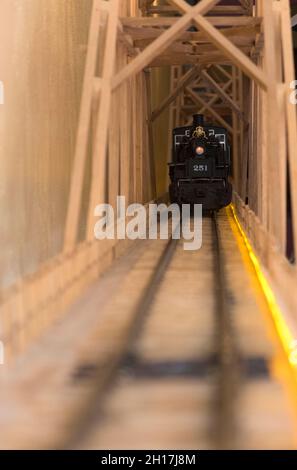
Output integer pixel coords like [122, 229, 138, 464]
[168, 114, 232, 211]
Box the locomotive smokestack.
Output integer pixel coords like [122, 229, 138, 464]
[193, 114, 204, 127]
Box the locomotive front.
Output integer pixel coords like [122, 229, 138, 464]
[168, 114, 232, 211]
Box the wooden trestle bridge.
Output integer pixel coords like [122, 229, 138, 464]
[0, 0, 297, 449]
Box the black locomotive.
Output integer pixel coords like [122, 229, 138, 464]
[168, 114, 232, 211]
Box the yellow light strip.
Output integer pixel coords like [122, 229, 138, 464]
[228, 204, 297, 368]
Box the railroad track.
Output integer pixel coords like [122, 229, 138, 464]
[211, 212, 240, 449]
[62, 213, 241, 449]
[0, 210, 294, 449]
[64, 234, 179, 449]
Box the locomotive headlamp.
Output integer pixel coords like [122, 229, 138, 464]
[195, 145, 205, 156]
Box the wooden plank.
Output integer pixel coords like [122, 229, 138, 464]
[126, 24, 260, 43]
[148, 5, 247, 16]
[120, 16, 262, 28]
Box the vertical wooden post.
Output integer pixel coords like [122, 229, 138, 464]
[262, 0, 286, 252]
[241, 74, 250, 205]
[280, 0, 297, 257]
[108, 63, 120, 210]
[63, 0, 102, 252]
[144, 69, 157, 199]
[87, 0, 120, 240]
[167, 67, 176, 188]
[119, 48, 130, 205]
[232, 66, 239, 192]
[256, 0, 267, 226]
[175, 66, 183, 127]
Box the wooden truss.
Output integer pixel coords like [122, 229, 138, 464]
[64, 0, 272, 251]
[2, 0, 297, 365]
[62, 0, 297, 303]
[2, 0, 297, 362]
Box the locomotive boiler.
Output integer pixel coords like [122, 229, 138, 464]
[168, 114, 232, 211]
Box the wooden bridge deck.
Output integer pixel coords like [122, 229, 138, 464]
[0, 210, 295, 450]
[1, 0, 297, 452]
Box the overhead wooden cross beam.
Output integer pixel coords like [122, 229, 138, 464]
[121, 17, 262, 29]
[147, 5, 248, 16]
[129, 24, 261, 46]
[168, 0, 268, 90]
[112, 0, 222, 91]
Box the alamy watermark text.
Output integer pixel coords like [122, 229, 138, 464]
[94, 196, 202, 251]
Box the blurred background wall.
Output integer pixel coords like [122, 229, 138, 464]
[0, 0, 172, 291]
[0, 0, 92, 289]
[151, 67, 171, 196]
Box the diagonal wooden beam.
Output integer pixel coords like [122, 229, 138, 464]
[169, 0, 268, 90]
[151, 65, 202, 122]
[112, 0, 221, 90]
[196, 77, 233, 115]
[239, 0, 253, 15]
[214, 64, 233, 81]
[117, 20, 137, 57]
[192, 15, 268, 90]
[201, 69, 247, 123]
[186, 86, 233, 135]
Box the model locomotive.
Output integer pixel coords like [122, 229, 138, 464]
[168, 114, 232, 211]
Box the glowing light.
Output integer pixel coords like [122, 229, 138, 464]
[289, 341, 297, 366]
[228, 204, 297, 370]
[195, 146, 205, 156]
